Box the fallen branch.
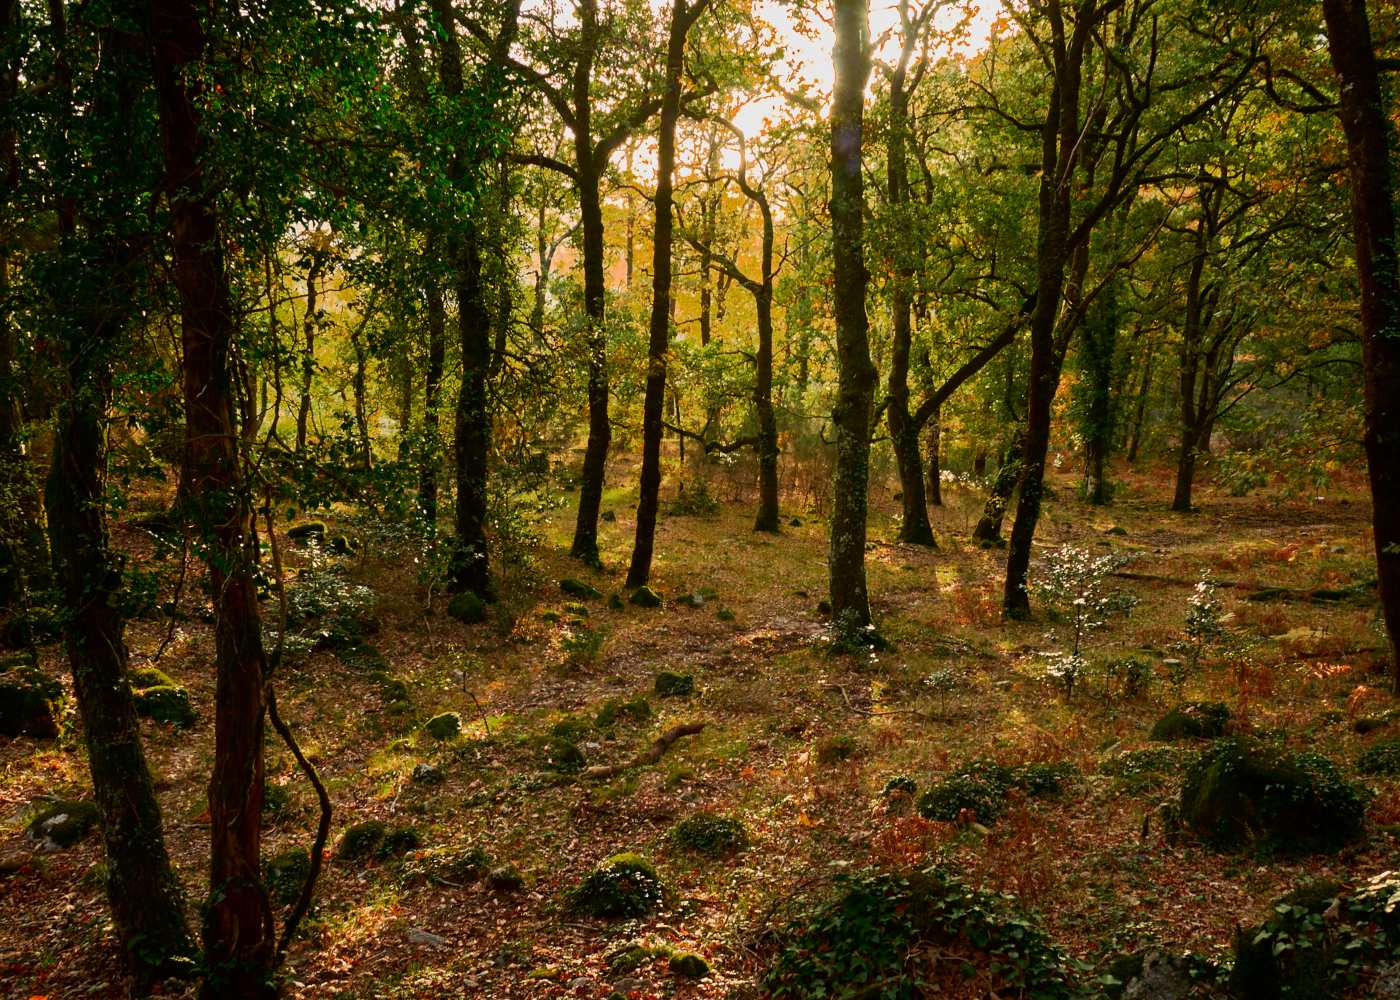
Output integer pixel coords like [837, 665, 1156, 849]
[583, 722, 706, 780]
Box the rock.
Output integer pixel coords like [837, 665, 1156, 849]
[285, 521, 327, 545]
[1181, 738, 1365, 854]
[336, 820, 420, 863]
[608, 592, 625, 610]
[0, 662, 62, 738]
[674, 591, 705, 608]
[128, 665, 176, 689]
[669, 952, 710, 979]
[1149, 702, 1229, 741]
[612, 978, 645, 994]
[411, 762, 445, 785]
[134, 685, 197, 728]
[407, 928, 450, 948]
[26, 799, 99, 849]
[265, 847, 311, 905]
[486, 864, 525, 892]
[567, 852, 664, 919]
[567, 977, 591, 990]
[716, 607, 735, 621]
[539, 737, 585, 772]
[1105, 950, 1194, 1000]
[423, 712, 461, 742]
[446, 591, 487, 624]
[670, 812, 748, 857]
[329, 534, 360, 556]
[595, 696, 650, 728]
[560, 578, 603, 600]
[816, 599, 832, 616]
[629, 586, 662, 608]
[1105, 525, 1128, 536]
[653, 671, 693, 697]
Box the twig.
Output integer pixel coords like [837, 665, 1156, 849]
[582, 722, 707, 780]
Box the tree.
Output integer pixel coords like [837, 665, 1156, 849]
[628, 0, 713, 588]
[1321, 0, 1400, 692]
[828, 0, 878, 634]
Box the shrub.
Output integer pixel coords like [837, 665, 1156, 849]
[917, 759, 1075, 824]
[1030, 544, 1137, 693]
[560, 624, 605, 664]
[405, 845, 490, 885]
[133, 685, 197, 728]
[568, 853, 664, 918]
[1358, 739, 1400, 776]
[446, 591, 487, 625]
[671, 812, 748, 857]
[1100, 746, 1198, 795]
[539, 737, 585, 773]
[1180, 738, 1366, 854]
[764, 867, 1077, 999]
[1150, 701, 1230, 742]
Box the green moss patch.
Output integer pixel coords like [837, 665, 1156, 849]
[670, 812, 748, 857]
[568, 852, 664, 919]
[133, 685, 197, 729]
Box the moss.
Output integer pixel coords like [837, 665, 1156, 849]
[128, 665, 177, 690]
[377, 674, 410, 704]
[133, 685, 197, 729]
[814, 734, 858, 765]
[671, 812, 748, 857]
[446, 591, 487, 625]
[1180, 738, 1366, 854]
[539, 737, 585, 773]
[654, 671, 693, 697]
[1149, 701, 1230, 741]
[1357, 738, 1400, 776]
[423, 712, 461, 742]
[26, 799, 100, 848]
[883, 775, 918, 796]
[486, 864, 525, 893]
[0, 664, 62, 738]
[285, 521, 327, 545]
[265, 847, 312, 906]
[563, 602, 590, 617]
[560, 578, 603, 600]
[329, 534, 359, 556]
[568, 852, 664, 918]
[405, 845, 490, 884]
[630, 586, 663, 608]
[337, 820, 420, 864]
[595, 695, 651, 728]
[716, 607, 735, 622]
[669, 952, 710, 979]
[550, 715, 593, 742]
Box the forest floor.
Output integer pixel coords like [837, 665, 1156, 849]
[2, 460, 1398, 999]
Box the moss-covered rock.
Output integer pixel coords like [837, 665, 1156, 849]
[539, 737, 585, 773]
[0, 663, 62, 738]
[654, 671, 693, 697]
[337, 820, 420, 864]
[329, 534, 359, 556]
[560, 578, 603, 600]
[1150, 701, 1230, 741]
[1180, 738, 1366, 854]
[671, 812, 748, 857]
[133, 684, 197, 728]
[406, 845, 491, 885]
[568, 852, 664, 918]
[595, 695, 651, 728]
[26, 799, 100, 849]
[128, 665, 177, 690]
[608, 592, 625, 610]
[669, 952, 710, 979]
[446, 591, 487, 625]
[1358, 738, 1400, 776]
[630, 586, 663, 608]
[286, 521, 327, 545]
[486, 864, 525, 893]
[265, 847, 312, 906]
[423, 712, 461, 742]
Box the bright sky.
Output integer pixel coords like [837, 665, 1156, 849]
[731, 0, 999, 138]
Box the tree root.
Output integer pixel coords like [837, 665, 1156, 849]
[583, 722, 706, 780]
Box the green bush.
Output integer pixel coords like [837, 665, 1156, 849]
[133, 685, 197, 728]
[1357, 738, 1400, 776]
[568, 852, 664, 919]
[917, 759, 1075, 824]
[670, 812, 748, 857]
[765, 867, 1077, 999]
[1180, 738, 1366, 854]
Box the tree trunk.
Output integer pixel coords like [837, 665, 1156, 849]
[828, 0, 878, 632]
[295, 254, 322, 453]
[570, 167, 610, 565]
[149, 4, 274, 993]
[925, 409, 943, 507]
[754, 284, 780, 532]
[1079, 279, 1117, 505]
[1126, 340, 1153, 463]
[973, 433, 1021, 545]
[420, 276, 445, 527]
[1322, 0, 1400, 693]
[628, 0, 707, 587]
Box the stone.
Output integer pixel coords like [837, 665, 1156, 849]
[629, 586, 662, 608]
[26, 799, 99, 849]
[407, 928, 449, 948]
[486, 864, 525, 893]
[134, 685, 197, 728]
[285, 521, 327, 545]
[669, 953, 709, 979]
[560, 578, 603, 600]
[654, 671, 693, 697]
[1149, 702, 1229, 741]
[411, 762, 444, 785]
[423, 712, 461, 742]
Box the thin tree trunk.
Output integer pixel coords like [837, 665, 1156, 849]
[571, 167, 610, 565]
[973, 433, 1021, 545]
[925, 408, 942, 507]
[754, 282, 780, 532]
[295, 254, 322, 453]
[149, 4, 274, 992]
[1127, 340, 1153, 462]
[628, 0, 709, 587]
[420, 276, 444, 527]
[1322, 0, 1400, 693]
[828, 0, 878, 631]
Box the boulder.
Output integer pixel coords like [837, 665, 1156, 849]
[654, 671, 693, 697]
[133, 685, 197, 728]
[568, 852, 663, 919]
[285, 521, 327, 546]
[26, 799, 99, 849]
[1150, 702, 1230, 741]
[1180, 738, 1365, 854]
[560, 578, 603, 600]
[423, 712, 461, 742]
[630, 586, 663, 608]
[669, 953, 710, 979]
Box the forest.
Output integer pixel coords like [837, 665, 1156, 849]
[1, 0, 1399, 997]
